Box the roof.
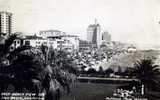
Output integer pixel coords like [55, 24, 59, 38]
[88, 23, 100, 28]
[0, 11, 12, 15]
[25, 35, 43, 39]
[40, 30, 62, 33]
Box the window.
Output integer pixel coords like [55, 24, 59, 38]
[25, 41, 30, 46]
[10, 46, 14, 50]
[14, 41, 16, 44]
[17, 41, 20, 44]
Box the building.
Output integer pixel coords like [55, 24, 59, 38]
[62, 35, 79, 50]
[11, 33, 79, 52]
[11, 29, 79, 51]
[10, 34, 59, 51]
[102, 31, 111, 43]
[127, 45, 137, 53]
[39, 29, 79, 50]
[10, 38, 24, 51]
[23, 35, 48, 48]
[39, 30, 66, 38]
[87, 20, 102, 48]
[79, 40, 93, 52]
[0, 11, 12, 37]
[48, 34, 79, 51]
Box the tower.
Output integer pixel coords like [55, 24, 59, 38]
[87, 19, 102, 48]
[102, 31, 111, 42]
[0, 11, 12, 37]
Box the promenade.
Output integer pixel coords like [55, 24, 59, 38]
[78, 77, 139, 81]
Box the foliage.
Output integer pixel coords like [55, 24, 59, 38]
[87, 68, 97, 76]
[10, 48, 46, 92]
[128, 59, 160, 93]
[105, 68, 114, 75]
[47, 48, 77, 94]
[98, 66, 104, 75]
[0, 34, 33, 92]
[114, 66, 122, 75]
[0, 34, 77, 100]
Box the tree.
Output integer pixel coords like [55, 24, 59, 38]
[10, 48, 46, 92]
[0, 34, 31, 93]
[49, 49, 78, 74]
[98, 66, 104, 76]
[0, 34, 77, 99]
[121, 67, 131, 77]
[87, 68, 97, 76]
[0, 34, 62, 100]
[115, 66, 122, 76]
[129, 59, 160, 94]
[9, 45, 66, 99]
[104, 68, 114, 77]
[47, 49, 77, 94]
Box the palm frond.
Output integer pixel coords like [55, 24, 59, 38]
[7, 45, 32, 61]
[129, 58, 160, 89]
[3, 34, 17, 54]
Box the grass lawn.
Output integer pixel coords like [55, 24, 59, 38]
[146, 91, 160, 100]
[60, 81, 160, 100]
[60, 82, 122, 100]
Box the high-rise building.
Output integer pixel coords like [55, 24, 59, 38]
[87, 19, 102, 48]
[0, 11, 12, 37]
[102, 31, 111, 43]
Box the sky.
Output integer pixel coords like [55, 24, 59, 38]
[0, 0, 160, 46]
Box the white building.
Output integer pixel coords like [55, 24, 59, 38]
[10, 30, 79, 52]
[10, 35, 58, 51]
[127, 45, 137, 53]
[63, 35, 79, 50]
[102, 31, 111, 43]
[48, 35, 79, 51]
[0, 11, 12, 38]
[10, 38, 22, 51]
[0, 12, 12, 44]
[23, 36, 47, 48]
[39, 30, 66, 38]
[87, 20, 102, 48]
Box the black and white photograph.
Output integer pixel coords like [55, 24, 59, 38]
[0, 0, 160, 100]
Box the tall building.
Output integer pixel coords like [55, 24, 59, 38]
[0, 11, 12, 37]
[87, 19, 102, 48]
[102, 31, 111, 43]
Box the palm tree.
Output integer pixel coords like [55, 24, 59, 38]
[39, 46, 77, 97]
[0, 34, 72, 100]
[10, 47, 64, 99]
[10, 48, 45, 91]
[0, 33, 77, 100]
[0, 34, 32, 92]
[129, 59, 160, 95]
[48, 49, 77, 93]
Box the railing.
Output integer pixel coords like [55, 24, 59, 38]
[105, 97, 147, 100]
[77, 76, 139, 81]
